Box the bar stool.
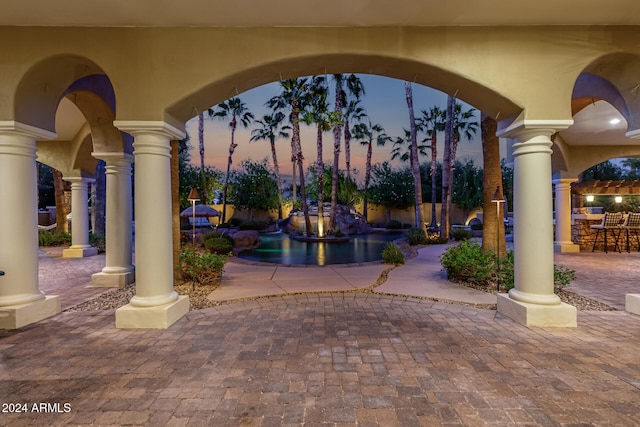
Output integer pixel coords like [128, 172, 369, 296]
[624, 212, 640, 252]
[590, 212, 624, 253]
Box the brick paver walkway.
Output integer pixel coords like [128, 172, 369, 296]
[1, 250, 640, 426]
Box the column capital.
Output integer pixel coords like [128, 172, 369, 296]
[65, 176, 95, 185]
[113, 121, 185, 140]
[552, 177, 579, 186]
[497, 119, 573, 139]
[92, 151, 134, 164]
[0, 121, 57, 140]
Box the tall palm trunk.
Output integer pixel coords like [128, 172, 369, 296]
[430, 133, 438, 228]
[344, 122, 352, 180]
[198, 112, 207, 205]
[441, 95, 455, 239]
[330, 78, 343, 230]
[291, 103, 312, 234]
[363, 138, 373, 221]
[53, 168, 68, 232]
[221, 117, 237, 224]
[269, 135, 284, 219]
[481, 113, 506, 258]
[404, 82, 425, 231]
[292, 161, 297, 208]
[316, 123, 325, 237]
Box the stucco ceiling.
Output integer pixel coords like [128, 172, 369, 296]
[1, 0, 640, 27]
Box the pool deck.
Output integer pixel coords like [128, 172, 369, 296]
[214, 244, 496, 306]
[2, 245, 640, 425]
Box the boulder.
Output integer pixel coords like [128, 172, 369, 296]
[233, 230, 261, 252]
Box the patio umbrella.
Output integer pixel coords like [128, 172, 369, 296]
[180, 204, 221, 218]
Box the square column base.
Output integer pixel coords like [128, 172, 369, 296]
[497, 293, 577, 327]
[626, 294, 640, 316]
[63, 246, 98, 258]
[91, 271, 135, 288]
[0, 296, 60, 329]
[116, 295, 189, 329]
[554, 242, 580, 253]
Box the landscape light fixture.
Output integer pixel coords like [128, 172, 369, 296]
[491, 187, 506, 293]
[187, 187, 200, 246]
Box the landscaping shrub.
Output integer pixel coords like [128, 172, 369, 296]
[239, 220, 267, 231]
[179, 247, 226, 287]
[385, 220, 402, 230]
[405, 227, 427, 245]
[440, 240, 576, 293]
[402, 223, 412, 229]
[204, 236, 234, 255]
[205, 231, 235, 245]
[451, 228, 473, 241]
[217, 222, 231, 229]
[38, 230, 71, 247]
[382, 242, 405, 265]
[425, 233, 449, 245]
[89, 233, 106, 253]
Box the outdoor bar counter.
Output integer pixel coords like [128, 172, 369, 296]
[571, 213, 605, 250]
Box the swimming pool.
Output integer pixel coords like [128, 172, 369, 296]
[236, 231, 403, 265]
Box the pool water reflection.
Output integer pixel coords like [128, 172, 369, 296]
[237, 232, 403, 265]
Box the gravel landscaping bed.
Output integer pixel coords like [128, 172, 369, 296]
[64, 273, 615, 313]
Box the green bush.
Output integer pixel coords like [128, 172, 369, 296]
[425, 233, 449, 245]
[385, 220, 402, 230]
[440, 240, 576, 293]
[204, 236, 234, 255]
[204, 231, 234, 245]
[382, 242, 405, 265]
[89, 233, 106, 253]
[239, 220, 267, 231]
[217, 222, 231, 229]
[402, 223, 412, 229]
[405, 227, 427, 245]
[179, 247, 226, 287]
[38, 230, 71, 247]
[451, 228, 473, 241]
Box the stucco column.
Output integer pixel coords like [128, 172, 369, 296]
[113, 121, 189, 329]
[496, 120, 576, 327]
[91, 153, 135, 287]
[553, 178, 580, 253]
[0, 122, 60, 328]
[63, 177, 98, 258]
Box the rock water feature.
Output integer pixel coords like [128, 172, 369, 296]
[283, 203, 373, 238]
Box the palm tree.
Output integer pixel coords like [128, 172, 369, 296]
[404, 81, 426, 231]
[329, 74, 366, 229]
[353, 120, 391, 221]
[420, 106, 445, 228]
[300, 76, 341, 237]
[197, 112, 208, 204]
[267, 78, 313, 234]
[391, 129, 429, 163]
[441, 95, 455, 239]
[481, 112, 506, 258]
[343, 74, 366, 180]
[343, 98, 366, 179]
[446, 102, 479, 227]
[209, 97, 254, 224]
[250, 111, 291, 219]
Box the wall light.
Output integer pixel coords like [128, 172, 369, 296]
[615, 196, 623, 203]
[586, 195, 595, 202]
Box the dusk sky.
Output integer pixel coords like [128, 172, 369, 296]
[185, 74, 492, 183]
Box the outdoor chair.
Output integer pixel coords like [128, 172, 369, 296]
[590, 212, 625, 253]
[623, 212, 640, 252]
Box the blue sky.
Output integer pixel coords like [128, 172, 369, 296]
[185, 74, 487, 181]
